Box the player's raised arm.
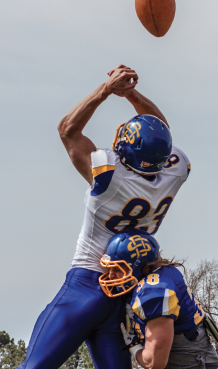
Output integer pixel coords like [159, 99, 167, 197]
[58, 67, 138, 184]
[126, 90, 169, 128]
[108, 65, 169, 128]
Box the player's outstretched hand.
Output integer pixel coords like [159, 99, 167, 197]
[105, 65, 138, 97]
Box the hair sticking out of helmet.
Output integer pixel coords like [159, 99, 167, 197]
[113, 115, 172, 175]
[99, 229, 160, 297]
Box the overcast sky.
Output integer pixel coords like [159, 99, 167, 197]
[1, 0, 218, 343]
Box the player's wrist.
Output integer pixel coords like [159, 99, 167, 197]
[129, 344, 144, 359]
[102, 81, 113, 98]
[125, 88, 138, 103]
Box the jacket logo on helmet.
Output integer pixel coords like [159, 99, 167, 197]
[124, 122, 141, 144]
[140, 162, 151, 168]
[127, 235, 151, 258]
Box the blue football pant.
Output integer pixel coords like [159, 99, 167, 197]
[17, 268, 132, 369]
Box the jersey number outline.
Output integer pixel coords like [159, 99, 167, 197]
[105, 196, 173, 235]
[146, 274, 160, 285]
[184, 280, 205, 324]
[164, 154, 180, 169]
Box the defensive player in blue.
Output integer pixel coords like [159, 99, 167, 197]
[18, 65, 190, 369]
[100, 230, 218, 369]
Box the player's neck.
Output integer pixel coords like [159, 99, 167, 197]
[141, 174, 156, 181]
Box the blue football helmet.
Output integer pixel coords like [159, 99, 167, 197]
[112, 114, 172, 175]
[99, 230, 160, 297]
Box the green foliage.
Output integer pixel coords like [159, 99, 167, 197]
[61, 342, 94, 369]
[0, 334, 94, 369]
[0, 331, 27, 369]
[0, 332, 10, 348]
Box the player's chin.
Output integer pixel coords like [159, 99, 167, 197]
[142, 172, 157, 177]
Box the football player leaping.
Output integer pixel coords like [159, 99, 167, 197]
[17, 65, 191, 369]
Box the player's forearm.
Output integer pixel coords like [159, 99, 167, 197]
[126, 90, 169, 128]
[135, 348, 156, 369]
[135, 348, 167, 369]
[58, 83, 110, 139]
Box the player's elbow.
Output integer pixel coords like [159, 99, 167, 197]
[58, 116, 70, 139]
[58, 116, 81, 143]
[142, 358, 168, 369]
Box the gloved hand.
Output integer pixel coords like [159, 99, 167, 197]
[120, 304, 144, 359]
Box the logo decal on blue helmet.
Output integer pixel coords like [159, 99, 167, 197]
[123, 122, 141, 144]
[127, 235, 151, 258]
[140, 162, 151, 168]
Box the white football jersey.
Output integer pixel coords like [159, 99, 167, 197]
[71, 147, 190, 272]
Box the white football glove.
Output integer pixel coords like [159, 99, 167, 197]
[120, 304, 144, 359]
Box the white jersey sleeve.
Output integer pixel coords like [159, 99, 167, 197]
[90, 149, 116, 196]
[91, 148, 115, 169]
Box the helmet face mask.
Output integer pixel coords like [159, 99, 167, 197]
[99, 256, 138, 297]
[112, 122, 126, 151]
[113, 115, 172, 175]
[99, 230, 160, 297]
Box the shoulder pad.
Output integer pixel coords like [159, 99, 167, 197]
[131, 272, 180, 321]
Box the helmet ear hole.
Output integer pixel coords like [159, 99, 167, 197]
[137, 138, 142, 148]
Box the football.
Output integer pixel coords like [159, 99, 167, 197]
[135, 0, 176, 37]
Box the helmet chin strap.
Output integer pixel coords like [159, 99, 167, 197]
[131, 255, 144, 280]
[126, 164, 161, 176]
[120, 158, 158, 176]
[116, 256, 143, 293]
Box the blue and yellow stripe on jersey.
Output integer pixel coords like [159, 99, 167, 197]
[91, 149, 116, 196]
[187, 163, 191, 176]
[162, 289, 180, 318]
[132, 296, 146, 320]
[92, 165, 115, 178]
[91, 165, 115, 196]
[130, 265, 205, 341]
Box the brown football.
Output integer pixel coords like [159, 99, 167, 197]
[135, 0, 176, 37]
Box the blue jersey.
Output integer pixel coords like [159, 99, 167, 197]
[130, 266, 205, 340]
